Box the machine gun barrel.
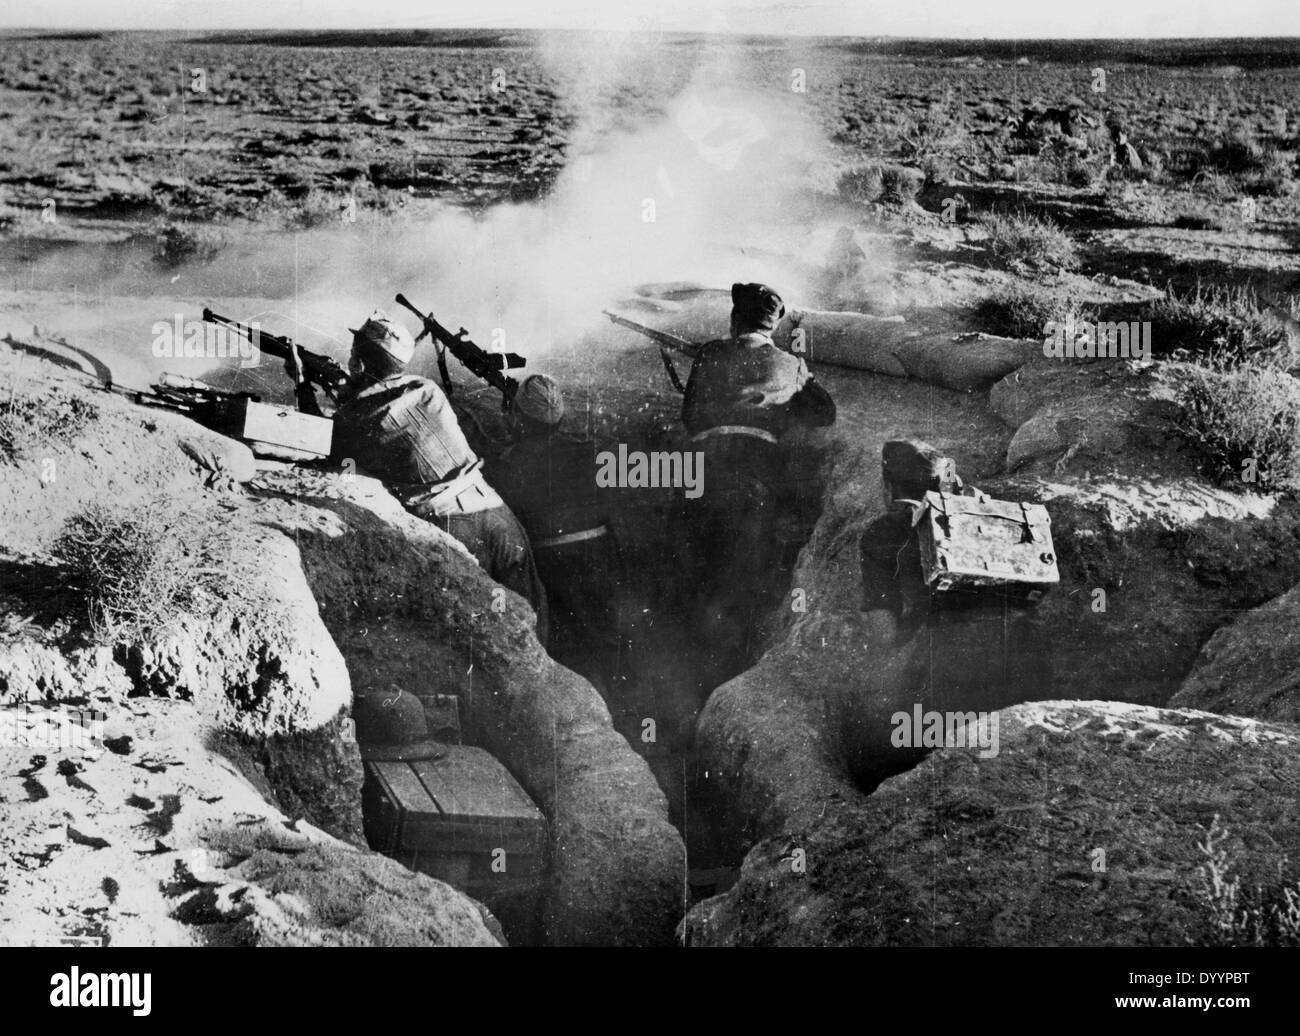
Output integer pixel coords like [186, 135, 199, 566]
[201, 308, 349, 400]
[393, 293, 524, 405]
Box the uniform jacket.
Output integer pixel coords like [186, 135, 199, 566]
[305, 374, 500, 513]
[682, 332, 835, 439]
[490, 431, 609, 543]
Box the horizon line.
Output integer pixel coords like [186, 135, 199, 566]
[2, 27, 1299, 41]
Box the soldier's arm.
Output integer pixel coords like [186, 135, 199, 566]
[285, 341, 326, 417]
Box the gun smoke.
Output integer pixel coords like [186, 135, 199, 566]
[8, 34, 877, 384]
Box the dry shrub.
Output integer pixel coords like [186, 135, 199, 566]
[1173, 358, 1300, 492]
[981, 211, 1078, 271]
[1145, 283, 1293, 365]
[288, 187, 349, 229]
[54, 498, 233, 644]
[1193, 817, 1300, 947]
[880, 164, 924, 204]
[895, 100, 972, 163]
[834, 161, 924, 206]
[1204, 129, 1272, 175]
[153, 221, 226, 267]
[1031, 138, 1107, 188]
[974, 282, 1095, 339]
[0, 379, 98, 463]
[835, 161, 884, 203]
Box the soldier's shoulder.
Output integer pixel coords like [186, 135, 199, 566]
[764, 341, 808, 374]
[697, 337, 734, 358]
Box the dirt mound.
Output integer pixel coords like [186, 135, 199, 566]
[685, 700, 1300, 946]
[249, 465, 687, 946]
[0, 357, 364, 844]
[1172, 582, 1300, 723]
[694, 336, 1300, 872]
[1, 343, 685, 946]
[0, 698, 500, 947]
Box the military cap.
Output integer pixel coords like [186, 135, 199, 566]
[882, 439, 960, 501]
[731, 283, 786, 332]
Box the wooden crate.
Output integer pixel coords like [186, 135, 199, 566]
[917, 491, 1059, 604]
[363, 747, 546, 897]
[211, 397, 333, 460]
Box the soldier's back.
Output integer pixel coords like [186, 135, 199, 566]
[682, 336, 809, 438]
[490, 431, 607, 543]
[332, 374, 479, 491]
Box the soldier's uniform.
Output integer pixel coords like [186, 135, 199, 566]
[859, 439, 1053, 709]
[489, 375, 625, 697]
[860, 440, 962, 632]
[680, 283, 836, 682]
[1110, 124, 1143, 170]
[295, 313, 548, 644]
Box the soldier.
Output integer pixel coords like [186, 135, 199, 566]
[859, 438, 1053, 714]
[859, 439, 971, 642]
[287, 311, 547, 644]
[488, 374, 625, 697]
[1109, 123, 1143, 170]
[680, 282, 836, 684]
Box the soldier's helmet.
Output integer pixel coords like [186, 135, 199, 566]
[515, 374, 565, 426]
[882, 439, 960, 506]
[352, 688, 446, 762]
[349, 310, 416, 366]
[731, 283, 785, 333]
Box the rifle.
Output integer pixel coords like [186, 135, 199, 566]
[601, 310, 702, 393]
[201, 308, 350, 401]
[394, 293, 525, 408]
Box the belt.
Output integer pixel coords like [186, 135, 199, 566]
[536, 524, 609, 549]
[407, 466, 504, 518]
[691, 425, 778, 445]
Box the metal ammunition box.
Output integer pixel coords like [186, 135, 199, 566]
[916, 490, 1059, 603]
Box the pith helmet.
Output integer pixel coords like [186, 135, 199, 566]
[515, 374, 565, 426]
[349, 311, 416, 365]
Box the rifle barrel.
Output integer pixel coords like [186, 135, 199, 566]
[601, 310, 700, 359]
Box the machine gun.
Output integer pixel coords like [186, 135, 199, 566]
[601, 310, 702, 393]
[394, 293, 525, 409]
[201, 308, 350, 401]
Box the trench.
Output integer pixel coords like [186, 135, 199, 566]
[106, 267, 1068, 942]
[300, 306, 1037, 942]
[446, 379, 832, 900]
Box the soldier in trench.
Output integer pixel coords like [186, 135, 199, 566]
[286, 310, 548, 644]
[679, 282, 837, 689]
[488, 373, 629, 700]
[858, 439, 1052, 715]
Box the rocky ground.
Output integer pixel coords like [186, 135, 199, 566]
[4, 31, 1300, 947]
